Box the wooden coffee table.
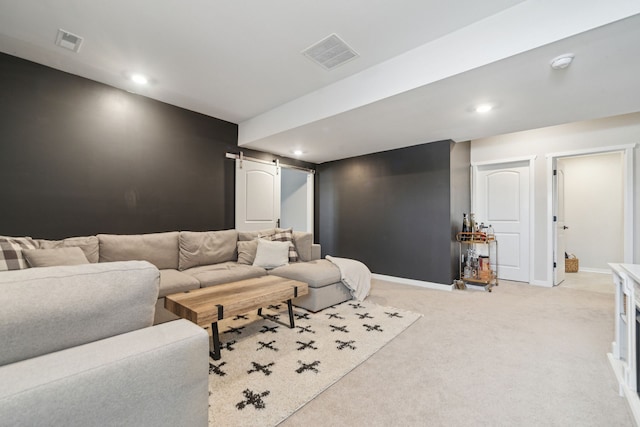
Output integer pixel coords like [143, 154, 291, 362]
[164, 275, 308, 360]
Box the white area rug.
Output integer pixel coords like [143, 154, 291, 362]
[207, 300, 421, 426]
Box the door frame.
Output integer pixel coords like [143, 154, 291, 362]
[546, 143, 636, 285]
[471, 155, 536, 284]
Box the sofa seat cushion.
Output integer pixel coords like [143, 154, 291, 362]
[269, 259, 341, 289]
[159, 269, 200, 298]
[182, 262, 267, 288]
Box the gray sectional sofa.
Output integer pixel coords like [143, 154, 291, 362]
[0, 261, 210, 426]
[9, 228, 353, 319]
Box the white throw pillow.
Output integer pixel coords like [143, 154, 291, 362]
[252, 239, 290, 270]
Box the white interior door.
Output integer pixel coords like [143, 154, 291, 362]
[475, 161, 530, 282]
[235, 159, 280, 231]
[554, 162, 566, 285]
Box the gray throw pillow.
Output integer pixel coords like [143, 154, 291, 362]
[237, 239, 259, 265]
[293, 231, 313, 262]
[23, 247, 89, 268]
[36, 235, 99, 263]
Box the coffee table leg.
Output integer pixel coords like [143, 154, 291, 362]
[210, 322, 221, 360]
[287, 299, 295, 328]
[256, 300, 296, 329]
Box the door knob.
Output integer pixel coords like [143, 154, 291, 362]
[562, 225, 569, 230]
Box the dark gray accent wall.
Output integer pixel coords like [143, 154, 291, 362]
[0, 53, 312, 239]
[317, 141, 454, 284]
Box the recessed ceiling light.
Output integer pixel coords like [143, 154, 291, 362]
[131, 74, 148, 84]
[293, 150, 304, 156]
[475, 104, 492, 113]
[550, 53, 574, 70]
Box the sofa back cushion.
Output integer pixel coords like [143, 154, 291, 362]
[36, 235, 99, 263]
[0, 261, 160, 366]
[179, 230, 238, 271]
[238, 228, 275, 242]
[98, 232, 179, 270]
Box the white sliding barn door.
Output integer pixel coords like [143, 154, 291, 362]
[475, 161, 530, 282]
[235, 159, 280, 231]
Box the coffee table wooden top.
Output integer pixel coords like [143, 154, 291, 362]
[164, 275, 308, 327]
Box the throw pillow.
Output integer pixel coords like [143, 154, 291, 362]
[293, 231, 313, 262]
[23, 247, 90, 268]
[36, 236, 99, 263]
[237, 239, 259, 265]
[0, 236, 37, 271]
[259, 227, 299, 263]
[252, 239, 290, 270]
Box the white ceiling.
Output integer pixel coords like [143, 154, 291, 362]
[1, 1, 639, 163]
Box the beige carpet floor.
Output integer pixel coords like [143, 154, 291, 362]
[280, 274, 633, 426]
[207, 300, 420, 426]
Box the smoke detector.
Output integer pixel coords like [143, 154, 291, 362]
[55, 29, 83, 53]
[302, 34, 358, 70]
[550, 53, 574, 70]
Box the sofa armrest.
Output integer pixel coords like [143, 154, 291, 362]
[0, 261, 160, 366]
[311, 243, 321, 260]
[0, 319, 209, 427]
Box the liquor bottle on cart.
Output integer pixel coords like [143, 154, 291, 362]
[462, 213, 470, 240]
[469, 213, 477, 237]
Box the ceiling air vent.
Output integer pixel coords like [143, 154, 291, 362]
[302, 34, 358, 70]
[55, 29, 83, 53]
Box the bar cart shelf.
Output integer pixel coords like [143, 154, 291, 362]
[456, 232, 498, 292]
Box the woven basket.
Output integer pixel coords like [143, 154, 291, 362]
[565, 258, 579, 273]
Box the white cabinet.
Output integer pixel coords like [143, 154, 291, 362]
[609, 263, 640, 423]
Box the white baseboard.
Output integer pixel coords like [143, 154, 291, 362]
[371, 273, 454, 291]
[529, 279, 553, 287]
[578, 267, 612, 274]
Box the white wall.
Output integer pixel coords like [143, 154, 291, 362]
[281, 168, 309, 232]
[559, 152, 623, 272]
[471, 112, 640, 284]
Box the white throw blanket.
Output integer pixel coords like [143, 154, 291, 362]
[325, 255, 371, 301]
